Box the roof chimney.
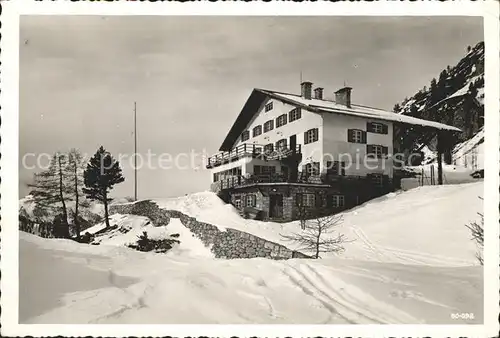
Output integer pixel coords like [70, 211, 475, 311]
[301, 81, 313, 100]
[335, 87, 352, 108]
[313, 87, 324, 100]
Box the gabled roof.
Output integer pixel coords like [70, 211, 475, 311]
[219, 88, 461, 151]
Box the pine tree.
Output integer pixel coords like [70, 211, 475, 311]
[27, 152, 71, 235]
[83, 146, 125, 228]
[67, 148, 85, 240]
[429, 78, 439, 106]
[393, 103, 401, 114]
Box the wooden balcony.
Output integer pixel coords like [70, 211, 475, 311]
[210, 172, 394, 193]
[206, 144, 301, 169]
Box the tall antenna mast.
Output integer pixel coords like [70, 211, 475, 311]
[134, 101, 138, 201]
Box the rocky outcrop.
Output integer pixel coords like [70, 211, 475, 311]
[109, 200, 311, 260]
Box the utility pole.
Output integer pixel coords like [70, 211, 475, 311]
[134, 101, 138, 201]
[437, 131, 443, 185]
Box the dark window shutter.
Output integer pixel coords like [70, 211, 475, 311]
[304, 131, 309, 144]
[347, 129, 354, 142]
[340, 161, 346, 175]
[382, 146, 389, 158]
[382, 124, 389, 134]
[315, 193, 322, 208]
[361, 131, 367, 144]
[366, 144, 374, 157]
[326, 194, 333, 208]
[367, 122, 373, 133]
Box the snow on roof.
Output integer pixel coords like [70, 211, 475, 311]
[261, 90, 461, 132]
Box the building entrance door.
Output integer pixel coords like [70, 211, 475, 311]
[269, 194, 284, 219]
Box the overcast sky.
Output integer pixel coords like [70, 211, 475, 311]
[19, 16, 483, 199]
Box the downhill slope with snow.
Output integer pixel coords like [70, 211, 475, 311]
[19, 182, 484, 324]
[155, 182, 483, 267]
[20, 232, 482, 325]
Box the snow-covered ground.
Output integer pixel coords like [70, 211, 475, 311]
[414, 127, 485, 171]
[404, 164, 480, 186]
[19, 182, 484, 324]
[20, 232, 482, 324]
[452, 127, 484, 170]
[156, 183, 483, 266]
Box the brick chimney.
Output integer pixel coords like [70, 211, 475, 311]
[313, 87, 324, 100]
[335, 87, 352, 108]
[301, 81, 313, 100]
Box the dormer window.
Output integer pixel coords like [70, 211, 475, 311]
[265, 102, 273, 112]
[241, 131, 250, 142]
[253, 125, 262, 137]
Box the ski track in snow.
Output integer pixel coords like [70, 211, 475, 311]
[282, 262, 419, 324]
[19, 181, 484, 324]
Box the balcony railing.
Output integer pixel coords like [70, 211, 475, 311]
[210, 172, 394, 193]
[206, 144, 301, 169]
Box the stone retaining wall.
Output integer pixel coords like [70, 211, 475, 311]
[109, 200, 311, 260]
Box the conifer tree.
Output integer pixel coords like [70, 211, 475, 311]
[27, 152, 71, 232]
[83, 146, 125, 228]
[67, 148, 85, 240]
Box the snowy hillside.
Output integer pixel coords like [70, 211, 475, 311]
[83, 214, 214, 258]
[416, 127, 485, 171]
[19, 183, 484, 324]
[155, 183, 482, 267]
[20, 232, 482, 324]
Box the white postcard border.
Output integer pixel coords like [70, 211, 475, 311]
[1, 1, 498, 337]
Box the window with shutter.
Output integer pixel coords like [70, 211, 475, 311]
[367, 122, 388, 134]
[304, 128, 319, 144]
[276, 139, 287, 151]
[301, 193, 315, 207]
[264, 120, 274, 132]
[264, 143, 274, 154]
[241, 131, 250, 142]
[252, 125, 262, 137]
[246, 194, 257, 207]
[312, 162, 320, 175]
[276, 114, 288, 128]
[348, 129, 364, 143]
[331, 195, 345, 208]
[382, 146, 389, 157]
[367, 145, 385, 159]
[289, 108, 302, 122]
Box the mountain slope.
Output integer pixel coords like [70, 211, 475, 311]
[395, 41, 484, 155]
